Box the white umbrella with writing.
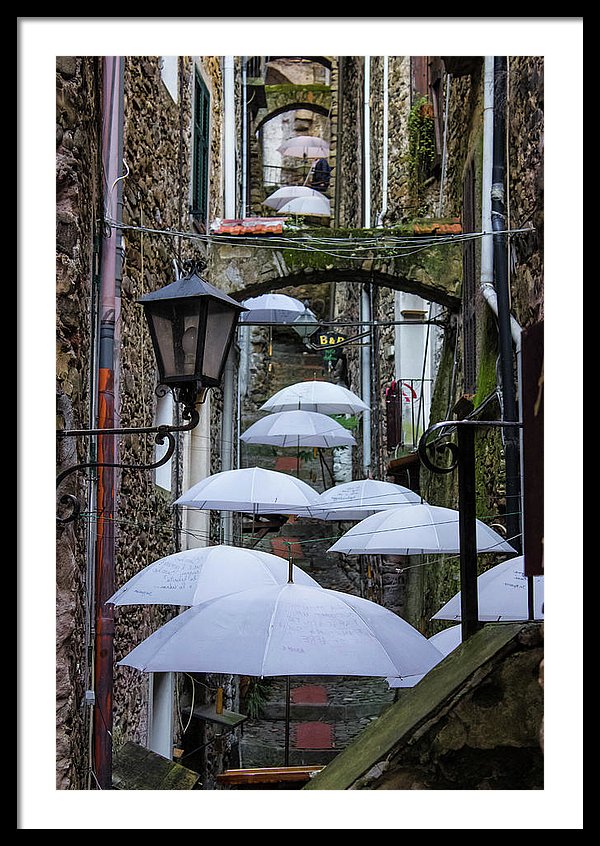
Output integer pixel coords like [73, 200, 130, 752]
[240, 410, 356, 450]
[105, 544, 321, 607]
[308, 478, 421, 521]
[261, 379, 368, 416]
[174, 466, 320, 515]
[262, 185, 325, 212]
[119, 581, 443, 765]
[277, 135, 330, 159]
[432, 556, 544, 622]
[328, 503, 517, 556]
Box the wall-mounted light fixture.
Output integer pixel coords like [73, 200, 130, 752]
[56, 260, 247, 523]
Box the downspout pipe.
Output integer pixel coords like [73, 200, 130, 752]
[490, 56, 522, 556]
[361, 57, 372, 473]
[222, 56, 236, 541]
[94, 55, 124, 790]
[376, 56, 388, 228]
[224, 56, 236, 219]
[240, 57, 248, 219]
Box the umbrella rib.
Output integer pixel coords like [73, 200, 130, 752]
[260, 586, 286, 678]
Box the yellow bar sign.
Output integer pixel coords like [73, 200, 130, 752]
[318, 334, 346, 346]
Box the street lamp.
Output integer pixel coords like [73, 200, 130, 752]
[56, 260, 247, 522]
[139, 264, 247, 406]
[291, 300, 320, 345]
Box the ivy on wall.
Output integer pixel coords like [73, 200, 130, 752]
[405, 96, 436, 215]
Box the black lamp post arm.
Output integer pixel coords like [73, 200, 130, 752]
[56, 405, 200, 524]
[417, 417, 524, 641]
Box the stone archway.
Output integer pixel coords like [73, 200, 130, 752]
[209, 228, 463, 310]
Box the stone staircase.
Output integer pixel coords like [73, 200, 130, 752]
[235, 326, 396, 773]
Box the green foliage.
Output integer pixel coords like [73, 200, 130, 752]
[331, 414, 358, 431]
[405, 96, 437, 214]
[243, 678, 274, 719]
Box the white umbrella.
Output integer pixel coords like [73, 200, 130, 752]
[239, 293, 316, 325]
[261, 379, 369, 415]
[278, 194, 331, 217]
[432, 556, 544, 622]
[262, 185, 325, 212]
[387, 625, 462, 689]
[277, 135, 330, 159]
[308, 479, 421, 521]
[173, 466, 320, 514]
[327, 503, 517, 556]
[240, 410, 356, 449]
[118, 582, 443, 681]
[105, 544, 321, 607]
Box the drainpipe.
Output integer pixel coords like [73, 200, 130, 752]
[361, 286, 372, 474]
[240, 57, 248, 219]
[491, 56, 521, 557]
[363, 56, 371, 228]
[361, 57, 372, 474]
[220, 352, 235, 543]
[376, 56, 388, 227]
[222, 56, 236, 542]
[224, 56, 236, 219]
[94, 55, 124, 790]
[481, 56, 531, 615]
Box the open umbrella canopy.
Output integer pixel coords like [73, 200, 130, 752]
[239, 293, 316, 325]
[262, 185, 325, 211]
[387, 625, 461, 689]
[277, 135, 330, 159]
[432, 556, 544, 622]
[118, 582, 443, 680]
[327, 503, 517, 556]
[240, 410, 356, 449]
[308, 479, 421, 521]
[173, 466, 320, 514]
[278, 194, 331, 217]
[105, 544, 321, 607]
[261, 379, 369, 415]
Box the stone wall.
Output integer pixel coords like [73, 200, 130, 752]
[405, 57, 544, 633]
[335, 57, 363, 228]
[305, 622, 544, 790]
[56, 55, 102, 790]
[507, 57, 544, 328]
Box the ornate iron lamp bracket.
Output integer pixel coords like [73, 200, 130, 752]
[56, 386, 202, 524]
[418, 418, 522, 475]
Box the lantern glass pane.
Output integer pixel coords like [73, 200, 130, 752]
[149, 302, 202, 382]
[201, 300, 237, 381]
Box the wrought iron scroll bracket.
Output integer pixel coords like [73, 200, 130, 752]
[56, 387, 202, 524]
[418, 418, 523, 475]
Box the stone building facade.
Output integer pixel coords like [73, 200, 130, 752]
[56, 55, 243, 790]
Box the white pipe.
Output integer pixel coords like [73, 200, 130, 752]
[220, 350, 235, 543]
[437, 72, 451, 217]
[480, 56, 495, 286]
[363, 56, 371, 228]
[240, 57, 248, 218]
[361, 286, 372, 474]
[224, 56, 235, 219]
[362, 57, 372, 473]
[376, 56, 388, 227]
